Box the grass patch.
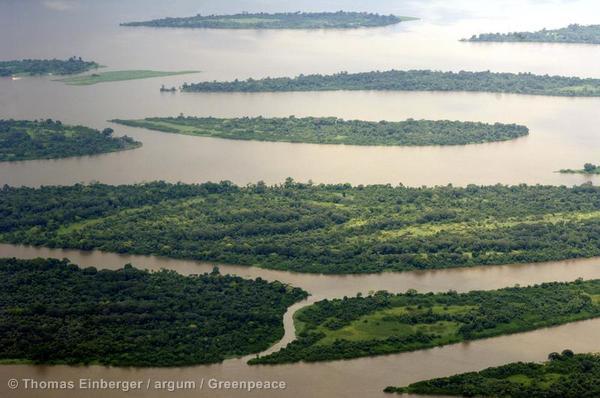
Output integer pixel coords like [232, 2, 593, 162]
[57, 70, 200, 85]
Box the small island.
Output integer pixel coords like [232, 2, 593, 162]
[385, 351, 600, 397]
[180, 70, 600, 97]
[0, 119, 141, 161]
[249, 280, 600, 364]
[464, 24, 600, 45]
[0, 257, 307, 366]
[559, 163, 600, 175]
[4, 182, 600, 274]
[56, 70, 200, 85]
[111, 116, 529, 146]
[121, 11, 417, 30]
[0, 57, 99, 77]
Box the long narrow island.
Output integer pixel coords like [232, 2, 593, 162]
[57, 70, 200, 86]
[0, 257, 307, 366]
[112, 116, 529, 146]
[249, 280, 600, 364]
[0, 57, 99, 77]
[0, 119, 141, 161]
[464, 24, 600, 45]
[385, 351, 600, 397]
[180, 70, 600, 97]
[121, 11, 417, 30]
[3, 181, 600, 274]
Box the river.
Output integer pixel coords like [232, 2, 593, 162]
[2, 0, 600, 397]
[2, 0, 600, 187]
[1, 243, 600, 397]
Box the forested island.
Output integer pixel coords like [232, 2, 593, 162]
[4, 181, 600, 274]
[0, 119, 141, 161]
[112, 116, 529, 146]
[57, 70, 199, 86]
[385, 351, 600, 398]
[464, 24, 600, 45]
[181, 70, 600, 97]
[0, 257, 307, 366]
[249, 280, 600, 364]
[559, 163, 600, 175]
[121, 11, 416, 30]
[0, 57, 99, 77]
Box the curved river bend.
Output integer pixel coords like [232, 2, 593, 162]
[3, 0, 600, 396]
[1, 243, 599, 398]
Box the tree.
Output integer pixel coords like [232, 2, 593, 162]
[584, 163, 597, 173]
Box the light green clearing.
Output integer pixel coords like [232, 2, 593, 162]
[313, 305, 476, 345]
[56, 70, 200, 85]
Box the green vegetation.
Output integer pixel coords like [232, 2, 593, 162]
[0, 119, 141, 161]
[121, 11, 416, 30]
[464, 24, 600, 45]
[181, 70, 600, 97]
[4, 181, 600, 274]
[560, 163, 600, 175]
[57, 70, 199, 86]
[112, 116, 528, 147]
[385, 351, 600, 397]
[248, 280, 600, 364]
[0, 257, 307, 366]
[0, 57, 99, 77]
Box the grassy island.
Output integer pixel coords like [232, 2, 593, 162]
[248, 280, 600, 364]
[111, 116, 529, 147]
[181, 70, 600, 97]
[464, 24, 600, 45]
[0, 257, 307, 366]
[0, 57, 99, 77]
[121, 11, 416, 30]
[4, 182, 600, 274]
[0, 119, 141, 161]
[385, 351, 600, 398]
[57, 70, 199, 86]
[559, 163, 600, 175]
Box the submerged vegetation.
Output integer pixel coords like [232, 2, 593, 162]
[4, 181, 600, 273]
[465, 24, 600, 45]
[121, 11, 416, 30]
[560, 163, 600, 175]
[0, 119, 141, 161]
[385, 351, 600, 398]
[0, 57, 99, 77]
[57, 70, 199, 86]
[112, 116, 529, 146]
[181, 70, 600, 97]
[249, 280, 600, 364]
[0, 257, 307, 366]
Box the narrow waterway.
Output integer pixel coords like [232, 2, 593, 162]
[0, 243, 599, 397]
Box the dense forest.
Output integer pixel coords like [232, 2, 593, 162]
[3, 181, 600, 274]
[465, 24, 600, 44]
[0, 257, 307, 366]
[121, 11, 414, 29]
[0, 57, 99, 77]
[181, 70, 600, 97]
[0, 119, 141, 161]
[248, 280, 600, 364]
[112, 116, 529, 146]
[385, 351, 600, 398]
